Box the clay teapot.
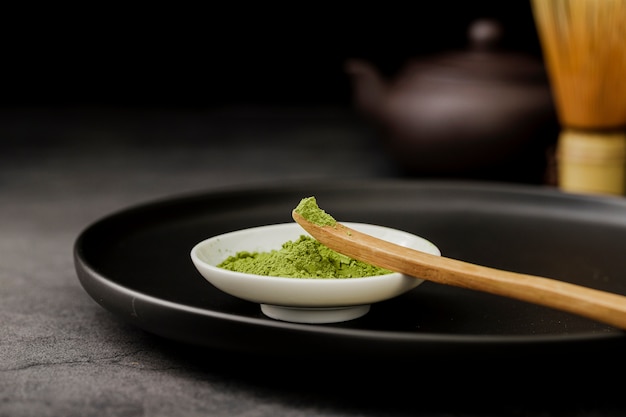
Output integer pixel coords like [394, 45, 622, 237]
[345, 19, 558, 183]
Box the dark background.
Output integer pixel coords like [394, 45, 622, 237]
[2, 1, 543, 109]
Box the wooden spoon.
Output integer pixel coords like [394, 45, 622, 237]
[292, 210, 626, 330]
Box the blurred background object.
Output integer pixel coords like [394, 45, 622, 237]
[345, 18, 558, 184]
[531, 0, 626, 195]
[2, 1, 559, 185]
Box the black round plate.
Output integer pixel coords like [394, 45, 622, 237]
[73, 180, 626, 362]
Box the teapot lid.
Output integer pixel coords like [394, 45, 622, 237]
[410, 19, 548, 83]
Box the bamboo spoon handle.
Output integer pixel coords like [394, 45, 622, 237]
[293, 211, 626, 330]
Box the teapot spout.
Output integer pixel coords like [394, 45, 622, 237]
[344, 59, 387, 117]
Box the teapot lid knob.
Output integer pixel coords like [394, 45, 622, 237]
[468, 19, 504, 50]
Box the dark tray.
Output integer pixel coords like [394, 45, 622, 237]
[74, 180, 626, 365]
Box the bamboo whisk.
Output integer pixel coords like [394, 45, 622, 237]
[531, 0, 626, 195]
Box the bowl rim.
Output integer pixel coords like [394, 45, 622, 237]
[190, 221, 441, 282]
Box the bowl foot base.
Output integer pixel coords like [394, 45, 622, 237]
[260, 304, 370, 324]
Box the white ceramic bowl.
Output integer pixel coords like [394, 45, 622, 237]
[190, 222, 441, 324]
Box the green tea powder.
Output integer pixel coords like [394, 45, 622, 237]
[293, 196, 336, 227]
[218, 235, 392, 279]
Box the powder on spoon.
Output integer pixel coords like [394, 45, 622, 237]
[293, 196, 336, 227]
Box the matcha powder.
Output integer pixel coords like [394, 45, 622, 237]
[218, 235, 392, 279]
[293, 196, 336, 227]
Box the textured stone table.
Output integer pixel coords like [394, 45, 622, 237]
[1, 106, 623, 417]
